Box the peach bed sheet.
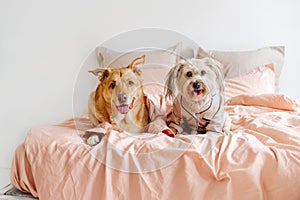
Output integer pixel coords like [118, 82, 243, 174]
[11, 94, 300, 200]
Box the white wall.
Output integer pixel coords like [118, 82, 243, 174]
[1, 0, 300, 172]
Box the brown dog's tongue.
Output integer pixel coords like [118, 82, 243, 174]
[117, 98, 134, 114]
[118, 105, 130, 114]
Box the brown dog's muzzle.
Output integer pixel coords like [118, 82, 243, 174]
[118, 93, 127, 104]
[116, 93, 135, 114]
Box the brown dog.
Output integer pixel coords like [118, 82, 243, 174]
[86, 55, 149, 145]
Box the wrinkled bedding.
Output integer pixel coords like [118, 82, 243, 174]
[11, 94, 300, 200]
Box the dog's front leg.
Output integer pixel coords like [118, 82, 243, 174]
[111, 122, 124, 132]
[88, 112, 100, 127]
[109, 112, 126, 132]
[166, 97, 183, 136]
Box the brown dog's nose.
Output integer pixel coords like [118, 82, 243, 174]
[193, 81, 202, 90]
[118, 93, 127, 103]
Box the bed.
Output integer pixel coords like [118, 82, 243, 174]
[10, 38, 300, 199]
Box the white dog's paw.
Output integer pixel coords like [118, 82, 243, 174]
[87, 135, 100, 146]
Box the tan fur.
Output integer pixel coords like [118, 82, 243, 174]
[88, 55, 149, 133]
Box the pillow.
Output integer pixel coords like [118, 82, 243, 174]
[196, 46, 284, 92]
[224, 64, 275, 101]
[95, 43, 181, 88]
[226, 93, 299, 111]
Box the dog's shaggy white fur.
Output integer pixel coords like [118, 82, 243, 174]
[165, 57, 231, 135]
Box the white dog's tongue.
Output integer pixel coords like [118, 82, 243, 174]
[193, 89, 202, 96]
[118, 105, 130, 114]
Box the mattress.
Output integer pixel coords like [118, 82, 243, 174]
[10, 93, 300, 200]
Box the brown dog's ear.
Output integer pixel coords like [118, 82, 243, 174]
[88, 68, 110, 81]
[128, 55, 145, 75]
[95, 47, 104, 67]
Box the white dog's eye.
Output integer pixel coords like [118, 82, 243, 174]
[186, 71, 193, 78]
[128, 81, 134, 86]
[201, 70, 206, 76]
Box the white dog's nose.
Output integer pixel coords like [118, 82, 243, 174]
[193, 81, 202, 90]
[118, 93, 127, 103]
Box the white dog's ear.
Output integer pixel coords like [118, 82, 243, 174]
[88, 68, 110, 81]
[165, 60, 185, 99]
[128, 55, 145, 76]
[204, 57, 225, 92]
[195, 47, 212, 58]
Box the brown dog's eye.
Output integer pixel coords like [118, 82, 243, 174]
[109, 81, 116, 89]
[186, 71, 193, 78]
[128, 81, 134, 86]
[201, 70, 206, 76]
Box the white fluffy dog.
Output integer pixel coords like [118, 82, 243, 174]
[165, 57, 231, 136]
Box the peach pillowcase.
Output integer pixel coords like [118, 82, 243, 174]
[226, 93, 299, 111]
[225, 64, 275, 101]
[196, 46, 284, 92]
